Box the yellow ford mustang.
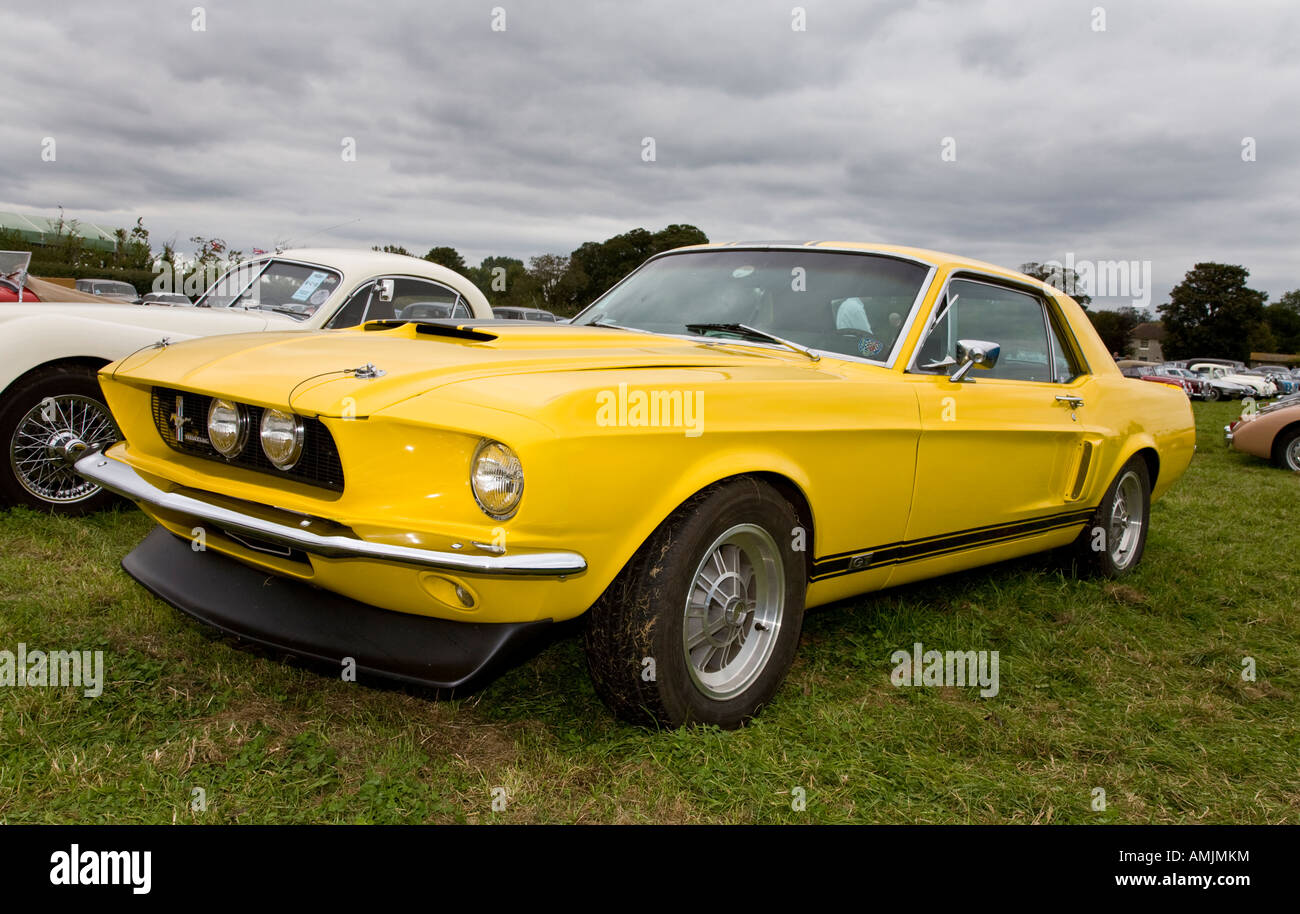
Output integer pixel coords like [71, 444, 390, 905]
[75, 243, 1195, 728]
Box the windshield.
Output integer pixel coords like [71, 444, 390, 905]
[195, 260, 342, 319]
[95, 281, 136, 296]
[574, 249, 930, 361]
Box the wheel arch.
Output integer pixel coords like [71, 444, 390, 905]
[590, 464, 820, 605]
[1129, 445, 1160, 490]
[1, 357, 113, 401]
[1270, 421, 1300, 464]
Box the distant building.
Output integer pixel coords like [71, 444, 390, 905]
[1130, 322, 1165, 362]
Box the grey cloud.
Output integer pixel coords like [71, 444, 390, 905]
[0, 0, 1297, 307]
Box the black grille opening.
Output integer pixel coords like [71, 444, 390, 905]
[151, 387, 345, 492]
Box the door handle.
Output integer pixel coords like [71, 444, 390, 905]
[1055, 394, 1084, 408]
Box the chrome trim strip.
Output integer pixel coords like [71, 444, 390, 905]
[74, 451, 587, 577]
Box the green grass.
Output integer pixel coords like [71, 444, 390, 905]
[1, 401, 1297, 823]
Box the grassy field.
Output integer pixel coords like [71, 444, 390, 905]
[1, 400, 1296, 824]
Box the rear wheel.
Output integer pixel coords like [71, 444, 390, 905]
[584, 478, 806, 728]
[0, 364, 118, 515]
[1070, 456, 1151, 578]
[1273, 427, 1300, 472]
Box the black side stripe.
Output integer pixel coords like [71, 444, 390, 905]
[810, 507, 1095, 581]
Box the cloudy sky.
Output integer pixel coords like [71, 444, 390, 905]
[2, 0, 1297, 309]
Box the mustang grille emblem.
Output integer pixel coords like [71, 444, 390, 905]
[168, 395, 190, 444]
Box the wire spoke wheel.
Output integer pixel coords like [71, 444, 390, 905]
[9, 394, 117, 504]
[682, 523, 784, 700]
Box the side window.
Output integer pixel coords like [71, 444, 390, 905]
[452, 300, 471, 319]
[327, 282, 373, 328]
[388, 278, 459, 322]
[915, 279, 1054, 382]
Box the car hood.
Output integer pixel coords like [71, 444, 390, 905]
[0, 301, 297, 336]
[105, 321, 841, 417]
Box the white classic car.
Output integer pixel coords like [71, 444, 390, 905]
[1189, 363, 1277, 398]
[0, 248, 491, 514]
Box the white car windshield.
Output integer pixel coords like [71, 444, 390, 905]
[574, 249, 929, 361]
[196, 260, 342, 319]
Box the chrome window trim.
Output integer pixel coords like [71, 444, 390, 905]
[905, 269, 1088, 385]
[334, 274, 466, 327]
[570, 245, 939, 370]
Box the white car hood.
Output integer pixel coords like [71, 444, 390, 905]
[0, 301, 299, 335]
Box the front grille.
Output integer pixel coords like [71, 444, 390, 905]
[151, 387, 345, 491]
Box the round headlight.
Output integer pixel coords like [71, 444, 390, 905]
[207, 399, 248, 457]
[471, 439, 524, 519]
[260, 409, 304, 470]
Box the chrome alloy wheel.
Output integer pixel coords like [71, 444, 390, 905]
[682, 523, 785, 700]
[1108, 470, 1146, 570]
[9, 395, 117, 504]
[1286, 436, 1300, 472]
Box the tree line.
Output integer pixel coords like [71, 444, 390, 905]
[5, 214, 1293, 360]
[1083, 264, 1296, 362]
[374, 223, 708, 316]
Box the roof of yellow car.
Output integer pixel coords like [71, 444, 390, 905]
[670, 241, 1052, 292]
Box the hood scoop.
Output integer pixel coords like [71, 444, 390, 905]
[363, 319, 499, 342]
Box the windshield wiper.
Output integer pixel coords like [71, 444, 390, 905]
[253, 304, 310, 318]
[685, 323, 820, 362]
[586, 316, 657, 335]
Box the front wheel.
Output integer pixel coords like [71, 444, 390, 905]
[1069, 456, 1151, 577]
[0, 364, 119, 515]
[584, 478, 806, 728]
[1205, 386, 1220, 402]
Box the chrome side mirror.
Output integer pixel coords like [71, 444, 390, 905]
[375, 279, 395, 303]
[949, 339, 1000, 383]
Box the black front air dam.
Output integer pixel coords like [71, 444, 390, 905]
[121, 525, 554, 691]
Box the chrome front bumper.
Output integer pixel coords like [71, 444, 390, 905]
[75, 450, 587, 577]
[1224, 424, 1234, 446]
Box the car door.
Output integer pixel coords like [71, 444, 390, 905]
[897, 274, 1097, 561]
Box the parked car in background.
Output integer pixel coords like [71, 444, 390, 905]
[76, 242, 1196, 728]
[1177, 357, 1246, 370]
[1157, 365, 1213, 399]
[492, 306, 558, 322]
[75, 278, 142, 303]
[0, 248, 491, 515]
[1251, 366, 1298, 395]
[399, 299, 473, 320]
[0, 251, 36, 302]
[0, 251, 110, 303]
[1191, 364, 1273, 398]
[1226, 397, 1300, 471]
[140, 292, 194, 307]
[1118, 362, 1192, 397]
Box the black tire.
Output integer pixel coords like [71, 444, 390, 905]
[1272, 426, 1300, 471]
[1205, 386, 1220, 402]
[1069, 456, 1151, 578]
[584, 477, 807, 728]
[0, 364, 119, 515]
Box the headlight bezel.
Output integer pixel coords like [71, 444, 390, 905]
[470, 438, 524, 520]
[207, 398, 250, 458]
[260, 408, 306, 470]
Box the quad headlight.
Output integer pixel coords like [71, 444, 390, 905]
[207, 399, 249, 457]
[260, 408, 305, 470]
[471, 439, 524, 519]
